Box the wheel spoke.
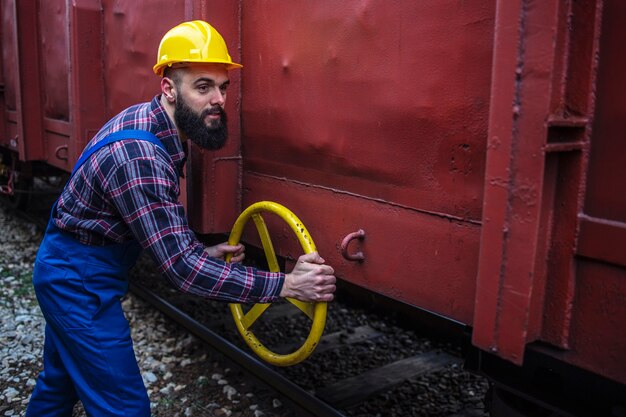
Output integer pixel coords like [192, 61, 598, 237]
[242, 303, 271, 329]
[286, 298, 315, 321]
[252, 214, 280, 272]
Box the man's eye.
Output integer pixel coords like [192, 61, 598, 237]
[197, 85, 209, 93]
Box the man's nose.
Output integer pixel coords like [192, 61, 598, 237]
[210, 87, 225, 106]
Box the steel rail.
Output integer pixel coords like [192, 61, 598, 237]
[129, 281, 345, 417]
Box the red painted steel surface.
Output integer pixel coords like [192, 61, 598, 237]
[473, 0, 606, 368]
[560, 0, 626, 385]
[0, 0, 18, 151]
[0, 0, 625, 388]
[240, 0, 495, 324]
[0, 2, 9, 149]
[471, 0, 626, 386]
[473, 0, 584, 365]
[1, 0, 46, 162]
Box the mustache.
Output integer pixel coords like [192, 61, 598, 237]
[202, 106, 225, 118]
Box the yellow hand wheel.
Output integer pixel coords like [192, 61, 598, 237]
[226, 201, 327, 366]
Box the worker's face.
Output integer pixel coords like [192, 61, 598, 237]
[171, 64, 231, 150]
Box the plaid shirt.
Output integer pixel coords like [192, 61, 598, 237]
[54, 95, 284, 303]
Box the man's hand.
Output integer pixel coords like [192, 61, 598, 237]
[281, 252, 336, 302]
[205, 242, 245, 263]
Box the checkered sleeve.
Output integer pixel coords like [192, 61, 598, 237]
[103, 145, 284, 303]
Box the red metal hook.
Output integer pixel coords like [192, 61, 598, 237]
[55, 145, 69, 161]
[341, 229, 365, 262]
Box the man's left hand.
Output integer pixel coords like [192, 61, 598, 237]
[205, 243, 245, 263]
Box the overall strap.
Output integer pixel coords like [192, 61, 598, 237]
[71, 130, 166, 177]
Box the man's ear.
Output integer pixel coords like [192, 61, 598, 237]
[161, 77, 177, 103]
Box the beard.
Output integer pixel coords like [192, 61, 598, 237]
[174, 94, 228, 150]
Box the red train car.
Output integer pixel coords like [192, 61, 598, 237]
[1, 1, 624, 415]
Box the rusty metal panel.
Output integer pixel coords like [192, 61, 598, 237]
[1, 0, 16, 113]
[101, 0, 182, 114]
[244, 173, 481, 323]
[40, 0, 71, 171]
[0, 1, 8, 148]
[239, 0, 496, 323]
[584, 4, 626, 224]
[0, 0, 46, 161]
[559, 0, 626, 385]
[242, 0, 493, 221]
[1, 0, 69, 167]
[473, 0, 563, 365]
[40, 0, 69, 122]
[559, 263, 626, 386]
[13, 0, 45, 161]
[473, 0, 602, 365]
[66, 0, 107, 169]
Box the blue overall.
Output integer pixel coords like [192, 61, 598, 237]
[26, 131, 166, 417]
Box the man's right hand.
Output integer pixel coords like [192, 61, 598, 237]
[280, 252, 336, 302]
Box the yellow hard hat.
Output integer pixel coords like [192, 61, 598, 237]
[153, 20, 242, 76]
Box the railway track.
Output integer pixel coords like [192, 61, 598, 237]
[4, 179, 489, 416]
[130, 254, 489, 417]
[129, 280, 344, 417]
[131, 279, 479, 416]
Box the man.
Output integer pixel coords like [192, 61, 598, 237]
[26, 20, 336, 417]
